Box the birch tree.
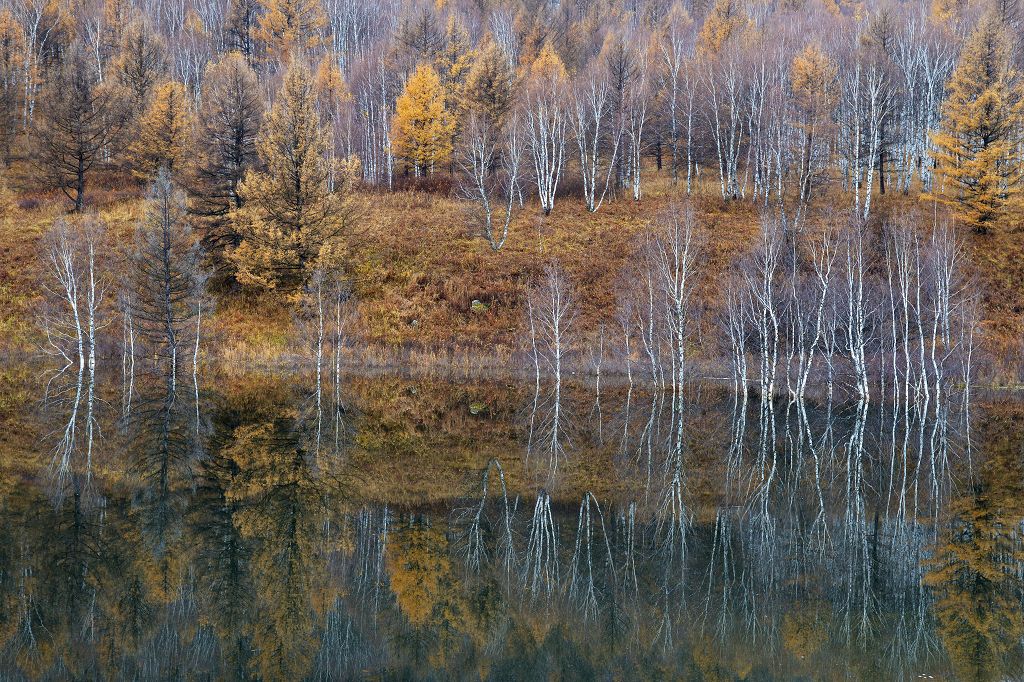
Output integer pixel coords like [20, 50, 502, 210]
[458, 112, 523, 251]
[523, 44, 568, 216]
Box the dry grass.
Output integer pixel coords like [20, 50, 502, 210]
[1, 165, 1022, 381]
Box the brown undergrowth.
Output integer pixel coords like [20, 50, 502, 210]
[2, 167, 1023, 382]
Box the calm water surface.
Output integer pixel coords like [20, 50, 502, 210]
[0, 370, 1020, 680]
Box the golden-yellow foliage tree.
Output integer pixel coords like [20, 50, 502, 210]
[697, 0, 749, 57]
[192, 52, 263, 267]
[927, 15, 1024, 233]
[392, 64, 455, 176]
[256, 0, 327, 62]
[790, 43, 837, 198]
[315, 52, 351, 120]
[436, 15, 474, 101]
[228, 61, 349, 291]
[462, 38, 514, 130]
[130, 80, 195, 179]
[527, 42, 568, 86]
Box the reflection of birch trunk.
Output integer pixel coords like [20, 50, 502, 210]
[526, 263, 576, 469]
[193, 299, 201, 438]
[568, 492, 615, 620]
[522, 491, 558, 598]
[42, 220, 103, 486]
[120, 291, 136, 425]
[464, 459, 515, 579]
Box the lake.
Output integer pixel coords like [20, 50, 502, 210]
[0, 368, 1020, 680]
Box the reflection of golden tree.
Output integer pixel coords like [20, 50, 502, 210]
[386, 521, 472, 669]
[927, 429, 1024, 681]
[388, 524, 454, 627]
[224, 416, 328, 680]
[189, 442, 256, 676]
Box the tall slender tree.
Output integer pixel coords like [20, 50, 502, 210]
[130, 80, 195, 180]
[130, 169, 206, 390]
[391, 63, 454, 176]
[191, 53, 263, 269]
[0, 9, 25, 163]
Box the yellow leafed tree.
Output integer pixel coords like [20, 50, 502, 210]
[527, 42, 568, 86]
[697, 0, 749, 57]
[927, 14, 1024, 234]
[392, 63, 455, 176]
[256, 0, 326, 62]
[436, 15, 474, 102]
[130, 80, 194, 180]
[228, 61, 349, 291]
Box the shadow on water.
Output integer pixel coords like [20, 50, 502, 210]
[1, 368, 1022, 680]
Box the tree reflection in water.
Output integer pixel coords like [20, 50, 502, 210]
[1, 373, 1022, 680]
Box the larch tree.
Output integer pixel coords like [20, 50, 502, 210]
[601, 29, 637, 192]
[225, 0, 260, 65]
[462, 37, 514, 132]
[130, 80, 195, 180]
[228, 61, 349, 291]
[394, 6, 443, 75]
[435, 15, 474, 110]
[191, 52, 263, 269]
[391, 63, 454, 176]
[33, 46, 125, 212]
[927, 14, 1024, 233]
[315, 53, 356, 189]
[256, 0, 327, 62]
[790, 42, 837, 221]
[115, 20, 167, 119]
[697, 0, 749, 58]
[130, 169, 206, 392]
[100, 0, 133, 62]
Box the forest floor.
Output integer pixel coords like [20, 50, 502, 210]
[2, 166, 1024, 382]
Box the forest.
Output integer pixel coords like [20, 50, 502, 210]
[0, 0, 1021, 393]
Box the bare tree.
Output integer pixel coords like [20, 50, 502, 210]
[33, 45, 124, 211]
[571, 75, 619, 212]
[458, 113, 523, 251]
[129, 169, 206, 393]
[524, 77, 567, 216]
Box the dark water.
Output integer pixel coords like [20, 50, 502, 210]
[0, 370, 1022, 681]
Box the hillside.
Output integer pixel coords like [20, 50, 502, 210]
[3, 165, 1024, 381]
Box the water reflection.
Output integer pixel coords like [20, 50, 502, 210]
[1, 372, 1021, 679]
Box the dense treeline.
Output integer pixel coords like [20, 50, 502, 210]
[2, 0, 1023, 385]
[2, 0, 1023, 239]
